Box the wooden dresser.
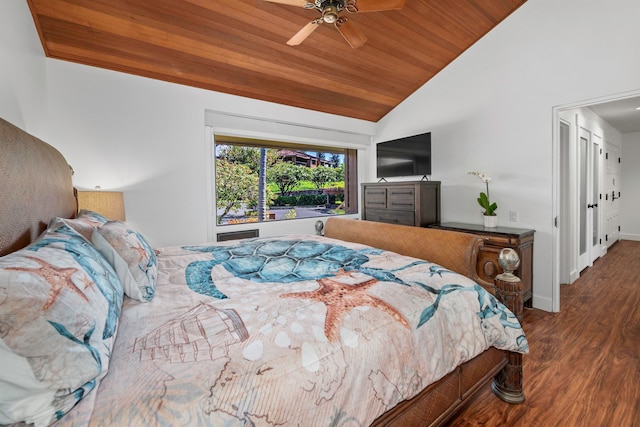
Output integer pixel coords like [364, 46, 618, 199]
[430, 222, 535, 307]
[361, 181, 441, 227]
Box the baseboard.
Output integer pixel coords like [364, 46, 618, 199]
[620, 233, 640, 241]
[569, 269, 579, 284]
[531, 294, 553, 312]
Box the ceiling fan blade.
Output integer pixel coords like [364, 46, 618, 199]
[354, 0, 405, 13]
[336, 19, 367, 49]
[263, 0, 309, 7]
[287, 21, 321, 46]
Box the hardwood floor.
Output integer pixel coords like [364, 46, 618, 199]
[445, 240, 640, 427]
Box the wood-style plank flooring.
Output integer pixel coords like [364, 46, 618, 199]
[445, 240, 640, 427]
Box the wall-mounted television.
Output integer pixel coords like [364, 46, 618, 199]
[376, 132, 431, 179]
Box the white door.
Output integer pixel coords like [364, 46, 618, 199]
[577, 126, 602, 272]
[604, 141, 621, 246]
[589, 134, 602, 263]
[559, 120, 575, 285]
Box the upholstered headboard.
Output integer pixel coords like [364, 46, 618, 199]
[0, 118, 77, 256]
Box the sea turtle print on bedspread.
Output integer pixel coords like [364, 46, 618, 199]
[59, 234, 528, 427]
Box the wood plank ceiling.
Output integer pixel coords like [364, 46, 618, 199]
[28, 0, 527, 122]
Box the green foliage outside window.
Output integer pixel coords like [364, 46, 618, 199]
[266, 162, 312, 195]
[214, 142, 348, 225]
[215, 160, 257, 224]
[310, 166, 342, 191]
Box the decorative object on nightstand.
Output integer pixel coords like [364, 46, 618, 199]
[498, 248, 520, 277]
[77, 188, 126, 221]
[468, 171, 497, 228]
[483, 214, 498, 228]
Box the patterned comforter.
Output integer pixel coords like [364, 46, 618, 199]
[59, 234, 528, 426]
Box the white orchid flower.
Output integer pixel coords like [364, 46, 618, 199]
[467, 171, 497, 216]
[468, 171, 492, 183]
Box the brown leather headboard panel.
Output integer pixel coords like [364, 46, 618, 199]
[0, 118, 77, 256]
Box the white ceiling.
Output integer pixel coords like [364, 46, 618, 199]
[589, 96, 640, 134]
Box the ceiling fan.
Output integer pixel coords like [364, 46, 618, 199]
[265, 0, 405, 48]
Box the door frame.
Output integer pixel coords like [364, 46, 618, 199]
[552, 90, 638, 312]
[558, 119, 575, 286]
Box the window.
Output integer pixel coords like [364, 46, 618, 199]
[214, 135, 357, 225]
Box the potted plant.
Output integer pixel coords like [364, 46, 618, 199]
[468, 171, 498, 227]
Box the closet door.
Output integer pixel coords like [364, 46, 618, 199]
[604, 141, 621, 247]
[577, 127, 602, 272]
[589, 134, 602, 264]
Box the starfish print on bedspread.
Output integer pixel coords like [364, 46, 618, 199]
[6, 256, 88, 310]
[280, 269, 409, 341]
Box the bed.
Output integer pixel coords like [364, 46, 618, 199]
[0, 117, 527, 427]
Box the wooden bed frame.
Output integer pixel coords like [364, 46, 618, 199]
[0, 117, 524, 426]
[324, 217, 525, 425]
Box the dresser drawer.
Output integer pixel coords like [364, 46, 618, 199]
[387, 186, 415, 210]
[483, 235, 516, 247]
[364, 187, 387, 209]
[365, 209, 415, 226]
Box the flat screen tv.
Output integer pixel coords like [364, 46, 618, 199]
[376, 132, 431, 179]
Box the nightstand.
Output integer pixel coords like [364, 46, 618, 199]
[429, 222, 534, 308]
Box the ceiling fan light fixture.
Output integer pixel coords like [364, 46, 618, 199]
[322, 5, 339, 23]
[272, 0, 404, 48]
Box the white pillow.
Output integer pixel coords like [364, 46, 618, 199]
[91, 221, 157, 302]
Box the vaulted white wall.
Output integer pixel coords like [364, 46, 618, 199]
[0, 0, 47, 131]
[41, 60, 376, 246]
[375, 0, 640, 311]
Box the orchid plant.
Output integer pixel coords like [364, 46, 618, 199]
[468, 171, 497, 216]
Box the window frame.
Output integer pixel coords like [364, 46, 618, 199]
[213, 135, 357, 226]
[204, 110, 373, 239]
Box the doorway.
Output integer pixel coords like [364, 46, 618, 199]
[553, 91, 638, 312]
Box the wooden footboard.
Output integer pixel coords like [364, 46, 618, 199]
[324, 217, 525, 425]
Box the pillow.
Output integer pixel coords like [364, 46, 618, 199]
[91, 221, 157, 302]
[57, 210, 109, 241]
[0, 220, 123, 426]
[76, 209, 109, 225]
[52, 217, 95, 242]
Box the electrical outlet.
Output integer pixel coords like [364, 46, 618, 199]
[509, 210, 518, 222]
